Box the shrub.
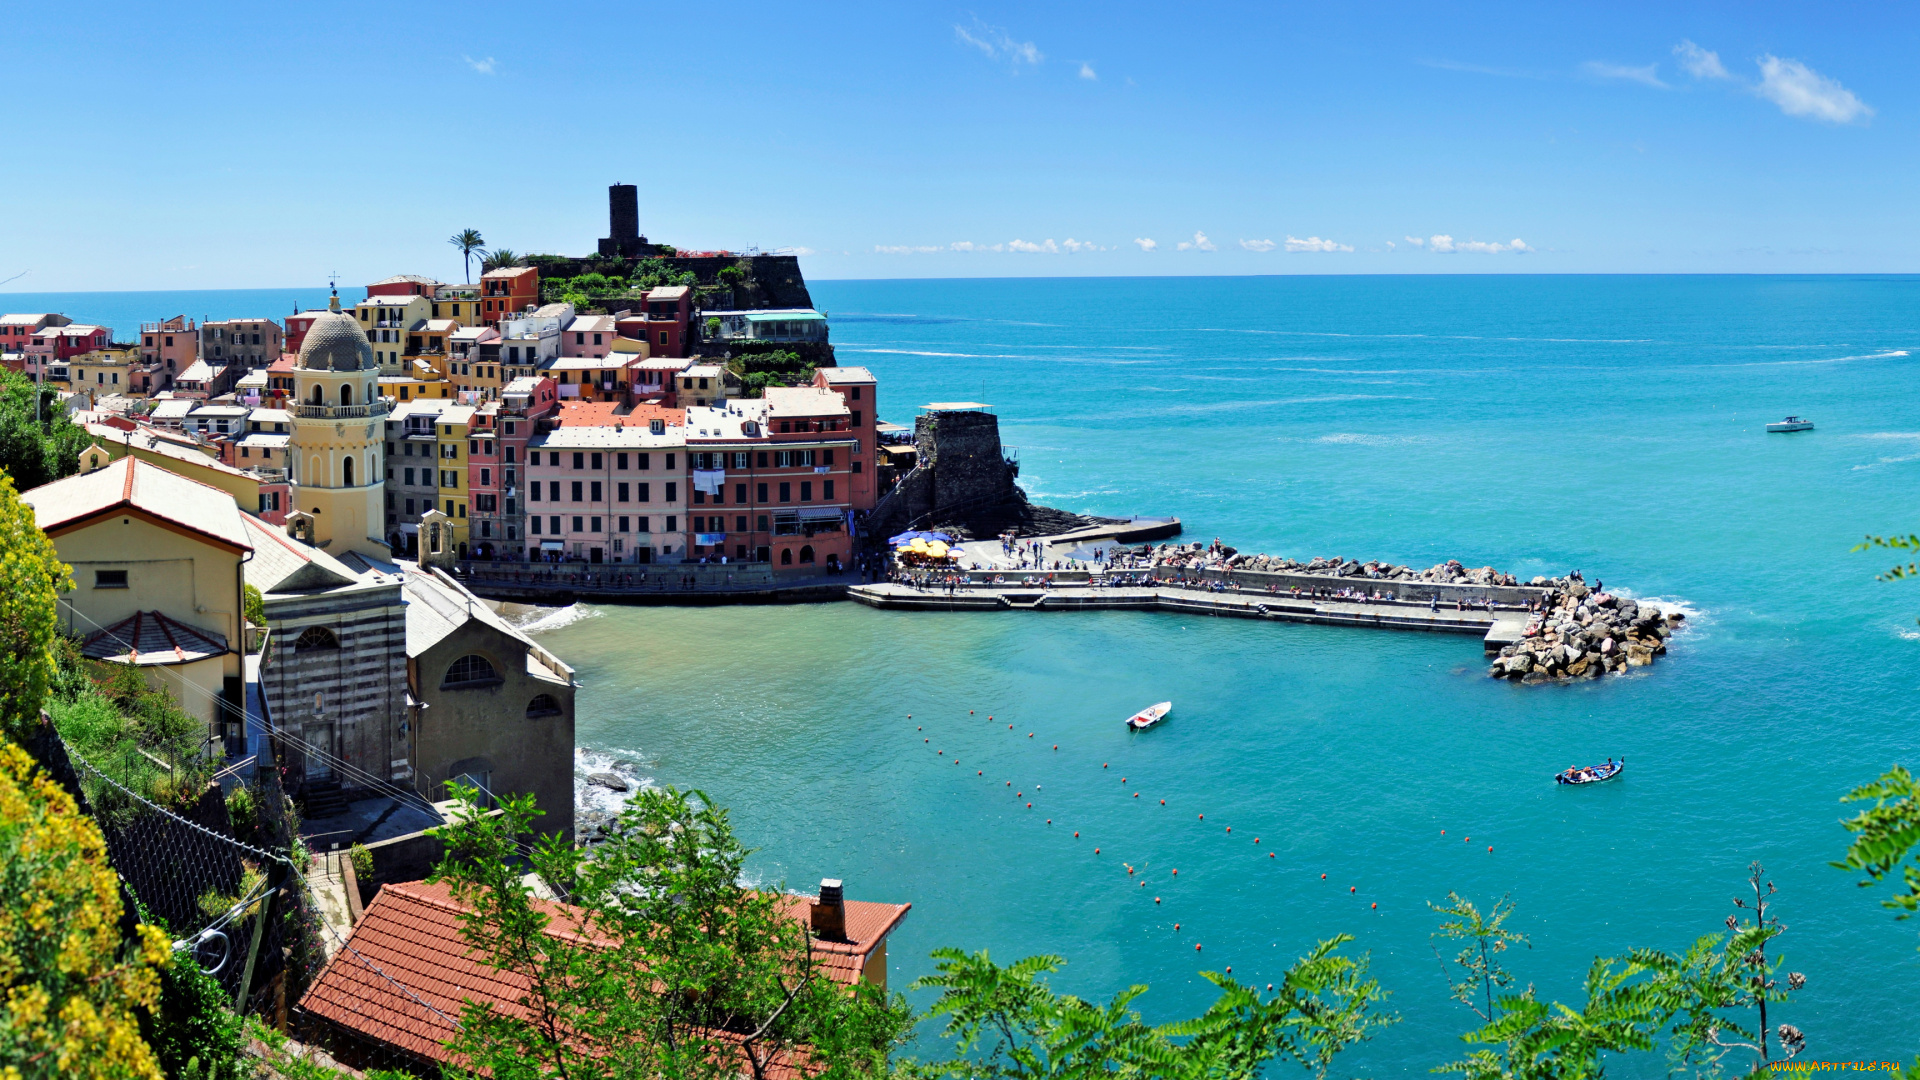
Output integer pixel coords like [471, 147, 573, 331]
[0, 468, 70, 741]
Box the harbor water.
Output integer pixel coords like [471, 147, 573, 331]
[25, 275, 1920, 1067]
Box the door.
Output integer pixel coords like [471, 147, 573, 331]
[590, 547, 604, 564]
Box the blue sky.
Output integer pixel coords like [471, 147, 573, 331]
[5, 2, 1914, 289]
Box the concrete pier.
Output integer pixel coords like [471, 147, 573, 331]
[848, 580, 1532, 646]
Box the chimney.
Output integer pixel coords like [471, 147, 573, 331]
[810, 878, 847, 942]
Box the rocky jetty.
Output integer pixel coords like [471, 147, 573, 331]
[1145, 543, 1522, 586]
[1490, 586, 1683, 682]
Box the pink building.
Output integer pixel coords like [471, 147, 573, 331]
[366, 274, 442, 299]
[467, 375, 560, 561]
[523, 418, 687, 564]
[26, 324, 110, 381]
[139, 315, 198, 391]
[1, 313, 69, 371]
[561, 315, 616, 358]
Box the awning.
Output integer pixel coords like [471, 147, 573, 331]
[694, 532, 727, 545]
[799, 507, 842, 521]
[889, 530, 954, 545]
[540, 540, 564, 550]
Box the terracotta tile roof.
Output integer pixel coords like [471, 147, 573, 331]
[298, 880, 907, 1070]
[23, 456, 252, 552]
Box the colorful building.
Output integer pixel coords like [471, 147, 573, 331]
[199, 317, 283, 371]
[354, 294, 431, 374]
[813, 366, 879, 513]
[682, 385, 857, 571]
[480, 266, 539, 326]
[287, 293, 390, 561]
[524, 419, 686, 563]
[0, 312, 68, 370]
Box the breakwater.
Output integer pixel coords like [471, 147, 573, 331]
[1487, 585, 1683, 682]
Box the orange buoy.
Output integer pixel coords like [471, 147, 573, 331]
[1103, 763, 1109, 768]
[1464, 836, 1470, 842]
[1017, 792, 1022, 797]
[1372, 902, 1378, 909]
[1267, 984, 1273, 991]
[1440, 829, 1444, 835]
[978, 771, 982, 775]
[1028, 733, 1034, 738]
[1349, 886, 1355, 893]
[1047, 819, 1051, 824]
[1172, 869, 1179, 875]
[1006, 781, 1011, 786]
[1074, 831, 1079, 837]
[1127, 867, 1134, 875]
[988, 716, 993, 720]
[1053, 744, 1058, 750]
[1195, 944, 1202, 951]
[1140, 881, 1145, 887]
[1133, 793, 1139, 798]
[1095, 847, 1100, 853]
[1155, 897, 1161, 903]
[1226, 826, 1231, 833]
[1321, 873, 1327, 879]
[1026, 802, 1032, 808]
[1121, 777, 1127, 783]
[1009, 724, 1013, 729]
[1254, 838, 1260, 843]
[970, 710, 974, 714]
[908, 714, 912, 719]
[925, 738, 929, 743]
[1160, 799, 1165, 805]
[1225, 966, 1231, 973]
[1488, 846, 1493, 853]
[1269, 852, 1275, 858]
[1175, 923, 1180, 930]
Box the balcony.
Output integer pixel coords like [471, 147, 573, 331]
[294, 401, 391, 420]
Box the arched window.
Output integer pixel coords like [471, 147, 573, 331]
[309, 385, 324, 405]
[341, 383, 354, 406]
[342, 455, 354, 487]
[780, 548, 793, 565]
[295, 626, 339, 650]
[442, 654, 500, 688]
[525, 694, 562, 718]
[799, 545, 815, 563]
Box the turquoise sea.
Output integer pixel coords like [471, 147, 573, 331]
[21, 276, 1920, 1068]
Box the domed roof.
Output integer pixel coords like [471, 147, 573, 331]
[298, 294, 374, 372]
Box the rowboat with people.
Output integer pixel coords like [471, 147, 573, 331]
[1127, 701, 1172, 730]
[1555, 758, 1623, 785]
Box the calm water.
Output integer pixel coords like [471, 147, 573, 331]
[30, 277, 1920, 1066]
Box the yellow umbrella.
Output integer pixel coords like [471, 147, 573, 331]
[926, 541, 950, 558]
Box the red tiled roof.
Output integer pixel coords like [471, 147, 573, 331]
[298, 880, 907, 1069]
[81, 610, 227, 666]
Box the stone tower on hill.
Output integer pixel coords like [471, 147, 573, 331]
[289, 291, 389, 560]
[598, 183, 648, 257]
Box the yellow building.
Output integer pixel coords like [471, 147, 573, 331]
[290, 293, 389, 560]
[23, 456, 253, 736]
[433, 405, 476, 554]
[379, 374, 453, 403]
[354, 294, 432, 375]
[70, 345, 139, 397]
[429, 286, 484, 327]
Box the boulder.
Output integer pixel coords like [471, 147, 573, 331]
[588, 771, 630, 792]
[1506, 652, 1534, 673]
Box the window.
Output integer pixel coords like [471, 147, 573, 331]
[824, 479, 834, 500]
[636, 516, 650, 532]
[549, 481, 560, 501]
[480, 468, 491, 486]
[666, 482, 677, 501]
[693, 489, 705, 505]
[295, 626, 339, 650]
[822, 449, 834, 466]
[638, 482, 651, 502]
[530, 483, 541, 502]
[666, 454, 675, 470]
[571, 481, 583, 501]
[617, 453, 628, 470]
[735, 483, 747, 503]
[757, 451, 769, 468]
[93, 569, 128, 589]
[591, 453, 603, 469]
[758, 514, 769, 531]
[529, 451, 540, 466]
[800, 545, 815, 563]
[666, 516, 677, 531]
[736, 515, 748, 532]
[550, 516, 561, 534]
[618, 482, 630, 502]
[442, 654, 500, 688]
[659, 331, 669, 345]
[590, 481, 602, 502]
[781, 548, 792, 565]
[779, 482, 791, 502]
[618, 516, 630, 532]
[530, 516, 541, 534]
[800, 481, 812, 501]
[851, 387, 861, 401]
[851, 410, 862, 426]
[757, 482, 768, 503]
[526, 694, 562, 718]
[638, 453, 650, 470]
[852, 461, 862, 474]
[573, 452, 584, 469]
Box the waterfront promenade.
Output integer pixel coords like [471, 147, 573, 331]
[848, 578, 1534, 650]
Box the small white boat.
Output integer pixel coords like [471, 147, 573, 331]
[1766, 416, 1814, 433]
[1126, 701, 1172, 730]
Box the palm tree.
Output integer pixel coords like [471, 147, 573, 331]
[481, 248, 521, 273]
[448, 229, 487, 283]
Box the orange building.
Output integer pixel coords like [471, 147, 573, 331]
[480, 266, 539, 327]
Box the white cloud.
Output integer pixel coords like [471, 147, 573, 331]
[1239, 238, 1277, 253]
[1007, 238, 1059, 254]
[1062, 238, 1105, 253]
[955, 19, 1042, 67]
[1403, 235, 1425, 247]
[1756, 55, 1872, 124]
[873, 244, 945, 254]
[463, 55, 497, 75]
[788, 247, 817, 256]
[1385, 241, 1396, 250]
[1175, 231, 1216, 252]
[1079, 62, 1097, 81]
[1426, 235, 1531, 254]
[1284, 235, 1354, 253]
[1673, 40, 1729, 80]
[1582, 61, 1668, 89]
[1133, 238, 1157, 252]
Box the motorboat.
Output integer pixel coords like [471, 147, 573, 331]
[1555, 759, 1623, 785]
[1126, 701, 1172, 730]
[1766, 416, 1814, 433]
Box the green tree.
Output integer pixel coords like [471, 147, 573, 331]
[1835, 766, 1920, 930]
[0, 369, 89, 497]
[448, 229, 487, 284]
[1430, 892, 1529, 1023]
[480, 248, 522, 273]
[914, 936, 1394, 1080]
[0, 468, 69, 743]
[428, 784, 914, 1079]
[718, 263, 747, 288]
